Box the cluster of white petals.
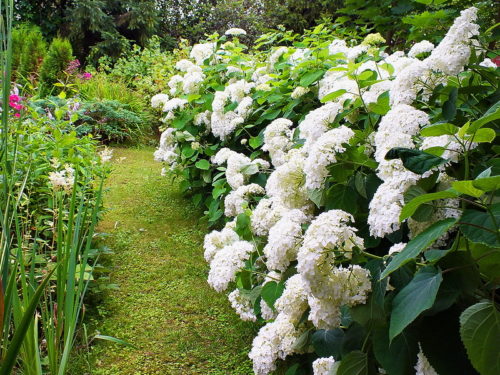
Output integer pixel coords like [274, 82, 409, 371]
[415, 347, 439, 375]
[225, 28, 247, 36]
[262, 118, 294, 167]
[224, 183, 265, 217]
[313, 357, 336, 375]
[203, 221, 239, 263]
[228, 289, 257, 321]
[154, 128, 177, 165]
[213, 148, 269, 189]
[304, 125, 355, 190]
[207, 240, 255, 292]
[264, 210, 308, 271]
[408, 40, 435, 58]
[190, 42, 215, 65]
[48, 165, 75, 192]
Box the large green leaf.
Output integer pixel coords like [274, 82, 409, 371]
[390, 266, 443, 339]
[420, 123, 459, 137]
[469, 100, 500, 133]
[300, 70, 325, 86]
[460, 302, 500, 375]
[325, 184, 358, 215]
[442, 87, 457, 121]
[385, 148, 447, 174]
[452, 180, 484, 198]
[337, 351, 368, 375]
[261, 281, 285, 309]
[373, 327, 418, 375]
[404, 186, 435, 222]
[195, 159, 210, 170]
[312, 329, 344, 358]
[400, 189, 459, 221]
[459, 204, 500, 247]
[381, 218, 457, 279]
[320, 89, 347, 103]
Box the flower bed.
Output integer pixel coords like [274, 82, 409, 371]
[153, 7, 499, 375]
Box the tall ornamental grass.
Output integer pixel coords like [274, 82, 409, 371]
[1, 1, 106, 373]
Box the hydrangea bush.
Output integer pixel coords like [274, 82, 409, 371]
[153, 8, 499, 375]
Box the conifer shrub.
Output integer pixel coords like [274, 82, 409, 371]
[39, 37, 74, 96]
[17, 24, 47, 84]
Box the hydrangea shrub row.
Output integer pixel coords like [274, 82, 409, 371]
[152, 9, 499, 375]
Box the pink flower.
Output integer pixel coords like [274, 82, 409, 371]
[9, 94, 20, 102]
[82, 72, 92, 80]
[493, 56, 500, 67]
[14, 113, 20, 118]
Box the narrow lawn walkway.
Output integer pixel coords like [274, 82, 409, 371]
[78, 147, 255, 375]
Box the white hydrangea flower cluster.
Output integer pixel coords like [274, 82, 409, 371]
[228, 289, 257, 321]
[224, 183, 265, 217]
[203, 220, 239, 263]
[213, 148, 269, 189]
[190, 42, 215, 65]
[304, 125, 355, 190]
[312, 357, 336, 375]
[291, 86, 310, 99]
[154, 128, 178, 166]
[298, 102, 343, 152]
[225, 28, 247, 36]
[249, 314, 303, 375]
[296, 210, 370, 327]
[408, 40, 435, 58]
[211, 80, 255, 139]
[153, 9, 483, 373]
[262, 118, 294, 167]
[264, 210, 308, 272]
[150, 93, 169, 109]
[207, 240, 255, 292]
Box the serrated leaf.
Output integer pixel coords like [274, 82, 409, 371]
[307, 188, 325, 208]
[420, 123, 459, 137]
[321, 89, 347, 103]
[300, 69, 325, 86]
[337, 351, 368, 375]
[400, 189, 460, 221]
[381, 218, 458, 279]
[249, 135, 263, 149]
[390, 266, 443, 339]
[459, 205, 500, 247]
[195, 159, 210, 170]
[325, 184, 358, 215]
[466, 128, 496, 143]
[312, 329, 344, 358]
[460, 302, 500, 375]
[261, 281, 285, 308]
[385, 148, 447, 174]
[469, 100, 500, 133]
[452, 180, 484, 198]
[373, 327, 418, 375]
[404, 186, 435, 222]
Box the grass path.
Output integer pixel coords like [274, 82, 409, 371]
[76, 147, 255, 374]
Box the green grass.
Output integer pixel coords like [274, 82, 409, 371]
[72, 147, 256, 374]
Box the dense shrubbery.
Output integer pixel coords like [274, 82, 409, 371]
[15, 0, 499, 64]
[1, 87, 111, 374]
[152, 8, 499, 375]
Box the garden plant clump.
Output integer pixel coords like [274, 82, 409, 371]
[152, 7, 499, 375]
